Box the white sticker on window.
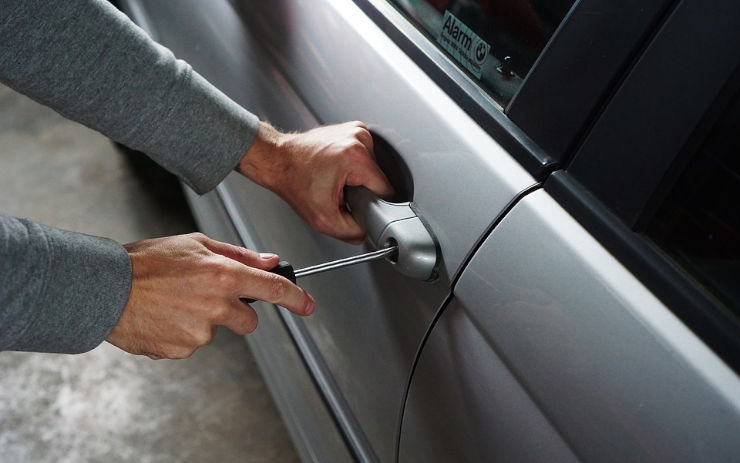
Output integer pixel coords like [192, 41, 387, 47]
[437, 11, 490, 79]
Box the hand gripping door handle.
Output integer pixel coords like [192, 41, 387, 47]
[345, 187, 439, 281]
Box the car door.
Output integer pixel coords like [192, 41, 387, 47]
[118, 1, 536, 461]
[116, 0, 728, 461]
[401, 0, 740, 461]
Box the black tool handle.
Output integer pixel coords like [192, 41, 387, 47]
[242, 261, 297, 303]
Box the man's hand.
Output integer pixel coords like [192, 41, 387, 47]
[106, 233, 314, 360]
[238, 121, 394, 244]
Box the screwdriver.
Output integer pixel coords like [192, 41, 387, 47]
[243, 246, 398, 302]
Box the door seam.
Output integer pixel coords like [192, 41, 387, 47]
[394, 181, 543, 462]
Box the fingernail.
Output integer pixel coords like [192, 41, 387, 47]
[259, 252, 278, 260]
[304, 293, 315, 315]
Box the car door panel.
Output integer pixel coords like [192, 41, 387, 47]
[399, 295, 579, 463]
[118, 1, 740, 461]
[218, 0, 537, 455]
[401, 189, 740, 462]
[127, 0, 536, 460]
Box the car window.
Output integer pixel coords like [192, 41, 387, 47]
[646, 88, 740, 316]
[389, 0, 576, 104]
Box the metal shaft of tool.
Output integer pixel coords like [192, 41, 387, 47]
[294, 246, 398, 279]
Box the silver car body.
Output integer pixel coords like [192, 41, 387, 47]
[118, 1, 740, 461]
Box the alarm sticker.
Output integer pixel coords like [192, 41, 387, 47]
[437, 11, 490, 79]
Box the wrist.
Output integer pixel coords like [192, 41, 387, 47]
[237, 121, 292, 190]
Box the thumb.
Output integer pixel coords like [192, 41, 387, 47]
[199, 236, 280, 269]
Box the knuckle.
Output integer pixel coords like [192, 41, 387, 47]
[267, 274, 289, 301]
[231, 309, 258, 335]
[305, 208, 321, 224]
[188, 232, 207, 242]
[189, 326, 213, 347]
[237, 246, 257, 261]
[338, 139, 363, 156]
[311, 213, 333, 235]
[164, 346, 194, 359]
[348, 140, 366, 154]
[210, 262, 237, 288]
[243, 316, 259, 334]
[209, 304, 230, 323]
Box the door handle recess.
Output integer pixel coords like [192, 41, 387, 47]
[346, 187, 438, 281]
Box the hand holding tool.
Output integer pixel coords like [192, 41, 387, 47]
[243, 246, 397, 303]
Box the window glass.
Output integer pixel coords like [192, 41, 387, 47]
[647, 90, 740, 315]
[390, 0, 576, 104]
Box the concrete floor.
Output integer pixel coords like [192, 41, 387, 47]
[0, 84, 299, 462]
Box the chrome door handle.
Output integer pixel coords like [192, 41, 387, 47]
[346, 187, 438, 281]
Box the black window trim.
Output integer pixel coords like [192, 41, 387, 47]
[350, 0, 673, 180]
[507, 0, 677, 165]
[551, 0, 740, 373]
[567, 0, 740, 229]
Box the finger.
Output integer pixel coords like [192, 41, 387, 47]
[160, 345, 196, 360]
[353, 127, 374, 153]
[222, 300, 259, 335]
[348, 120, 369, 131]
[346, 160, 395, 199]
[238, 267, 316, 316]
[313, 195, 365, 243]
[200, 236, 280, 270]
[333, 209, 365, 244]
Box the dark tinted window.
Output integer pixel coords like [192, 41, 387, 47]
[390, 0, 575, 104]
[647, 90, 740, 315]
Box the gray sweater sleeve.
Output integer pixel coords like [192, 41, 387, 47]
[0, 0, 261, 353]
[0, 0, 260, 192]
[0, 216, 132, 353]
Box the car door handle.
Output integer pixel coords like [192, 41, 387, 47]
[345, 186, 438, 281]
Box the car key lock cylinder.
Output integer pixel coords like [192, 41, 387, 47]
[345, 186, 439, 281]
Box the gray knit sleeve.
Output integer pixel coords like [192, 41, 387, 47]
[0, 0, 259, 353]
[0, 216, 132, 353]
[0, 0, 260, 194]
